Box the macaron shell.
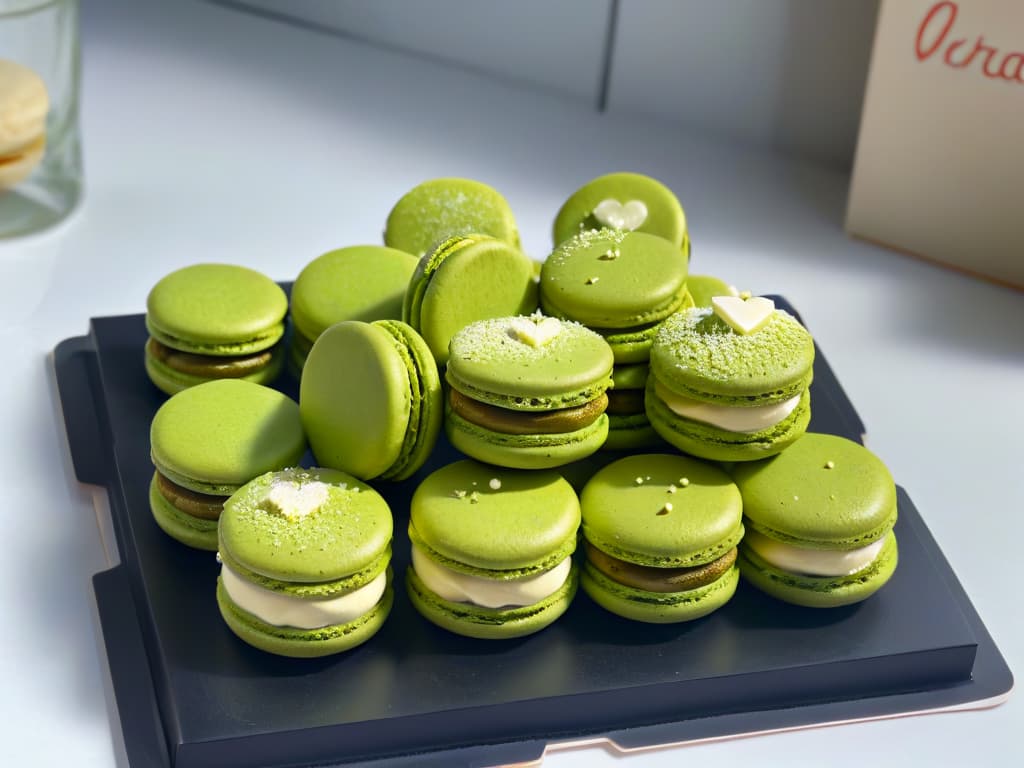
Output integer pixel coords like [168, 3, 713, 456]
[300, 321, 412, 480]
[446, 317, 614, 411]
[144, 343, 283, 395]
[385, 178, 519, 257]
[687, 275, 735, 308]
[219, 467, 393, 584]
[374, 320, 443, 481]
[445, 409, 610, 470]
[581, 453, 743, 568]
[410, 460, 580, 573]
[645, 384, 811, 463]
[581, 559, 739, 623]
[732, 433, 898, 548]
[0, 59, 49, 155]
[150, 379, 306, 495]
[406, 563, 577, 639]
[410, 236, 539, 365]
[738, 531, 898, 608]
[552, 172, 687, 248]
[650, 307, 815, 405]
[148, 474, 219, 550]
[290, 246, 418, 341]
[603, 415, 665, 452]
[541, 229, 689, 329]
[146, 264, 288, 354]
[217, 576, 393, 657]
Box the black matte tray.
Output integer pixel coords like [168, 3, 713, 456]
[53, 298, 1012, 768]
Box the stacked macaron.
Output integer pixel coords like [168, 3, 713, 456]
[0, 59, 48, 190]
[406, 460, 580, 638]
[217, 467, 394, 656]
[647, 294, 815, 462]
[149, 379, 307, 550]
[541, 227, 690, 450]
[289, 245, 418, 373]
[444, 315, 615, 469]
[145, 264, 288, 394]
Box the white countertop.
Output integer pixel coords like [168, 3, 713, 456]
[1, 0, 1020, 766]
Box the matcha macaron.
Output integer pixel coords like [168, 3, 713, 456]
[686, 275, 737, 308]
[406, 460, 580, 639]
[145, 263, 288, 395]
[300, 319, 442, 481]
[0, 59, 48, 190]
[288, 245, 418, 373]
[647, 296, 815, 462]
[385, 177, 520, 257]
[445, 315, 614, 469]
[217, 467, 394, 657]
[149, 379, 307, 550]
[403, 233, 538, 365]
[552, 172, 688, 254]
[580, 454, 743, 623]
[733, 433, 899, 608]
[603, 364, 665, 452]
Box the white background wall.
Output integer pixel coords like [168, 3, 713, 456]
[219, 0, 879, 170]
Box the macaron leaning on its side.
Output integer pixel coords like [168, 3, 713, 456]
[733, 433, 899, 608]
[406, 460, 581, 639]
[149, 379, 307, 550]
[300, 319, 442, 482]
[384, 177, 520, 257]
[403, 233, 538, 365]
[288, 245, 418, 374]
[445, 315, 614, 469]
[0, 59, 48, 190]
[145, 263, 288, 395]
[580, 454, 743, 623]
[217, 467, 394, 657]
[646, 295, 815, 462]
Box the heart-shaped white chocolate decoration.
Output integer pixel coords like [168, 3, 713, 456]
[593, 198, 648, 231]
[508, 316, 563, 347]
[712, 295, 776, 335]
[266, 480, 330, 519]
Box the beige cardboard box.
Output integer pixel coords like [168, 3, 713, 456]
[847, 0, 1024, 288]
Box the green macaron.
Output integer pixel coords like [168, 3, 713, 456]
[445, 315, 614, 469]
[289, 245, 419, 372]
[686, 275, 736, 308]
[646, 301, 815, 462]
[552, 172, 688, 251]
[384, 177, 520, 258]
[603, 364, 665, 452]
[216, 467, 394, 657]
[403, 233, 538, 365]
[300, 319, 442, 481]
[406, 460, 580, 639]
[145, 263, 288, 394]
[541, 229, 689, 363]
[149, 379, 307, 550]
[580, 454, 743, 623]
[732, 433, 899, 608]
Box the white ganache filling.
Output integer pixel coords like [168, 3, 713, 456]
[744, 529, 886, 577]
[220, 564, 386, 629]
[411, 544, 571, 609]
[654, 380, 800, 433]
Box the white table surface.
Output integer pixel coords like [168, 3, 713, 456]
[1, 0, 1019, 766]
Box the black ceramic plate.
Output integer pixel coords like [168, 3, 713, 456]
[53, 298, 1012, 768]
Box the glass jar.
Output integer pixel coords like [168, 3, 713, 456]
[0, 0, 81, 237]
